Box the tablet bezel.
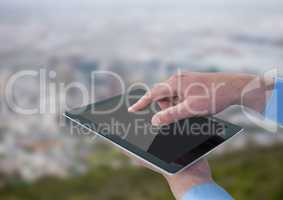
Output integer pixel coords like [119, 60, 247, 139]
[64, 92, 243, 175]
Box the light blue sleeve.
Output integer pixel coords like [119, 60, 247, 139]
[264, 78, 283, 125]
[181, 182, 234, 200]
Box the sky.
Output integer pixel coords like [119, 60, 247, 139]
[1, 0, 282, 17]
[1, 0, 282, 7]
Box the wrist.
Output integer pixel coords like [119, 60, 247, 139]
[163, 160, 212, 200]
[234, 74, 275, 112]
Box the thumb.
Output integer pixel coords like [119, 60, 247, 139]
[151, 101, 194, 125]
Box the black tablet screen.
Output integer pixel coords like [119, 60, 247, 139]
[80, 89, 227, 165]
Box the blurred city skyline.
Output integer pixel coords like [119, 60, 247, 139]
[0, 0, 282, 182]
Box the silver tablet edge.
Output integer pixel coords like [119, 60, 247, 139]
[64, 113, 244, 176]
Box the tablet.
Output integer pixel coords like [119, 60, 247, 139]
[64, 88, 243, 175]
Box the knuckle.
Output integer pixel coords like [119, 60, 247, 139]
[165, 109, 175, 120]
[144, 91, 153, 99]
[170, 75, 178, 81]
[152, 82, 166, 92]
[168, 76, 178, 86]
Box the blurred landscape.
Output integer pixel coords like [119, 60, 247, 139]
[0, 143, 282, 200]
[0, 0, 282, 199]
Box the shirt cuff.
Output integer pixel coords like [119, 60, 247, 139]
[181, 182, 234, 200]
[264, 78, 283, 125]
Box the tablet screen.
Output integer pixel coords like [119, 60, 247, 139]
[66, 88, 242, 173]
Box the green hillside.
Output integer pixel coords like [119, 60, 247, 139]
[0, 143, 282, 200]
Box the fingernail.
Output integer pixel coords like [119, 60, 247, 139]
[152, 116, 161, 125]
[128, 107, 134, 112]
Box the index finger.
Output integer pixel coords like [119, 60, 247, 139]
[128, 83, 175, 112]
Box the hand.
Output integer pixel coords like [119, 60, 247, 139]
[128, 72, 274, 125]
[127, 72, 274, 199]
[126, 78, 215, 199]
[164, 159, 212, 200]
[120, 148, 212, 200]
